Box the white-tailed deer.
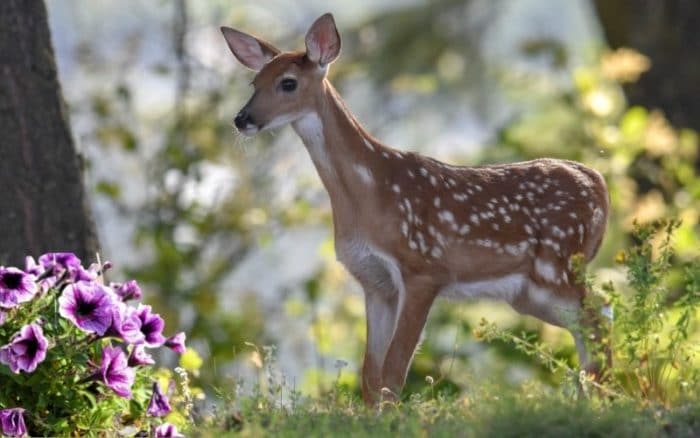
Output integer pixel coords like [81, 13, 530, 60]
[221, 13, 611, 404]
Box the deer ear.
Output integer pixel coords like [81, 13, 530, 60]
[221, 27, 280, 71]
[305, 13, 341, 68]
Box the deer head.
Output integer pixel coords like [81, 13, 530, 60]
[221, 13, 341, 136]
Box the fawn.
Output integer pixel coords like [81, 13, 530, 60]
[221, 13, 611, 404]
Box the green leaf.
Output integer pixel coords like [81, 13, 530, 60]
[620, 106, 648, 141]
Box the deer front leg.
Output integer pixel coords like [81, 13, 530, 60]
[362, 288, 398, 405]
[380, 282, 437, 401]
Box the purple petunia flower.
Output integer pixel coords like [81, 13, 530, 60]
[128, 344, 155, 367]
[0, 408, 27, 437]
[0, 311, 6, 326]
[25, 256, 55, 291]
[92, 346, 135, 398]
[147, 381, 172, 417]
[154, 422, 184, 438]
[104, 303, 145, 345]
[135, 305, 166, 348]
[110, 280, 142, 302]
[59, 281, 114, 335]
[38, 252, 95, 283]
[164, 332, 186, 354]
[0, 323, 48, 374]
[24, 256, 42, 277]
[0, 267, 37, 309]
[38, 252, 80, 274]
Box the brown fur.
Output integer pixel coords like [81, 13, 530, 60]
[223, 14, 611, 405]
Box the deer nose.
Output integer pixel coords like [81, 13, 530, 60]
[234, 110, 254, 129]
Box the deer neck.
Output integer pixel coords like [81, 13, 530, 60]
[292, 80, 383, 212]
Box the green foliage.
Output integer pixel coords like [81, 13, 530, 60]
[198, 364, 700, 437]
[611, 220, 700, 404]
[477, 220, 700, 406]
[0, 257, 194, 436]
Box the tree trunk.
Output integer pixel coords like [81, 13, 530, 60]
[593, 0, 700, 131]
[0, 0, 99, 266]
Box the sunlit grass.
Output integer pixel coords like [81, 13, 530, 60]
[196, 375, 700, 437]
[190, 219, 700, 437]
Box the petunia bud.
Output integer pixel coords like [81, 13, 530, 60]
[147, 382, 172, 417]
[164, 332, 186, 354]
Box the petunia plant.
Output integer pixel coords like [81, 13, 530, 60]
[0, 253, 194, 436]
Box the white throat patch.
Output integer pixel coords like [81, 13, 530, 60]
[293, 112, 331, 172]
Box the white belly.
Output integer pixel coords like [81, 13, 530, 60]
[439, 273, 526, 303]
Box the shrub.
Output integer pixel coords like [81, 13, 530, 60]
[0, 253, 191, 436]
[475, 219, 700, 406]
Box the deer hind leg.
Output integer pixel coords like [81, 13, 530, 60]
[572, 294, 613, 384]
[362, 288, 399, 405]
[514, 279, 611, 382]
[380, 280, 437, 401]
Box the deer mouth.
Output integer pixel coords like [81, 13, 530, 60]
[237, 125, 259, 136]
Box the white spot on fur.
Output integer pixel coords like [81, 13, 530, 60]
[552, 226, 566, 239]
[434, 197, 441, 208]
[363, 138, 375, 151]
[435, 232, 447, 247]
[592, 207, 604, 227]
[354, 165, 374, 185]
[535, 259, 558, 283]
[438, 210, 455, 223]
[542, 238, 561, 252]
[416, 232, 428, 254]
[392, 184, 401, 193]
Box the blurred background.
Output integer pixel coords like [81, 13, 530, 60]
[41, 0, 699, 397]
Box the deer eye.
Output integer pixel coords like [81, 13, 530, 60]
[280, 78, 297, 92]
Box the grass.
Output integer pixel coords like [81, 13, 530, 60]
[187, 219, 700, 437]
[193, 382, 700, 437]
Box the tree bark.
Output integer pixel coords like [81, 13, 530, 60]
[0, 0, 99, 266]
[593, 0, 700, 131]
